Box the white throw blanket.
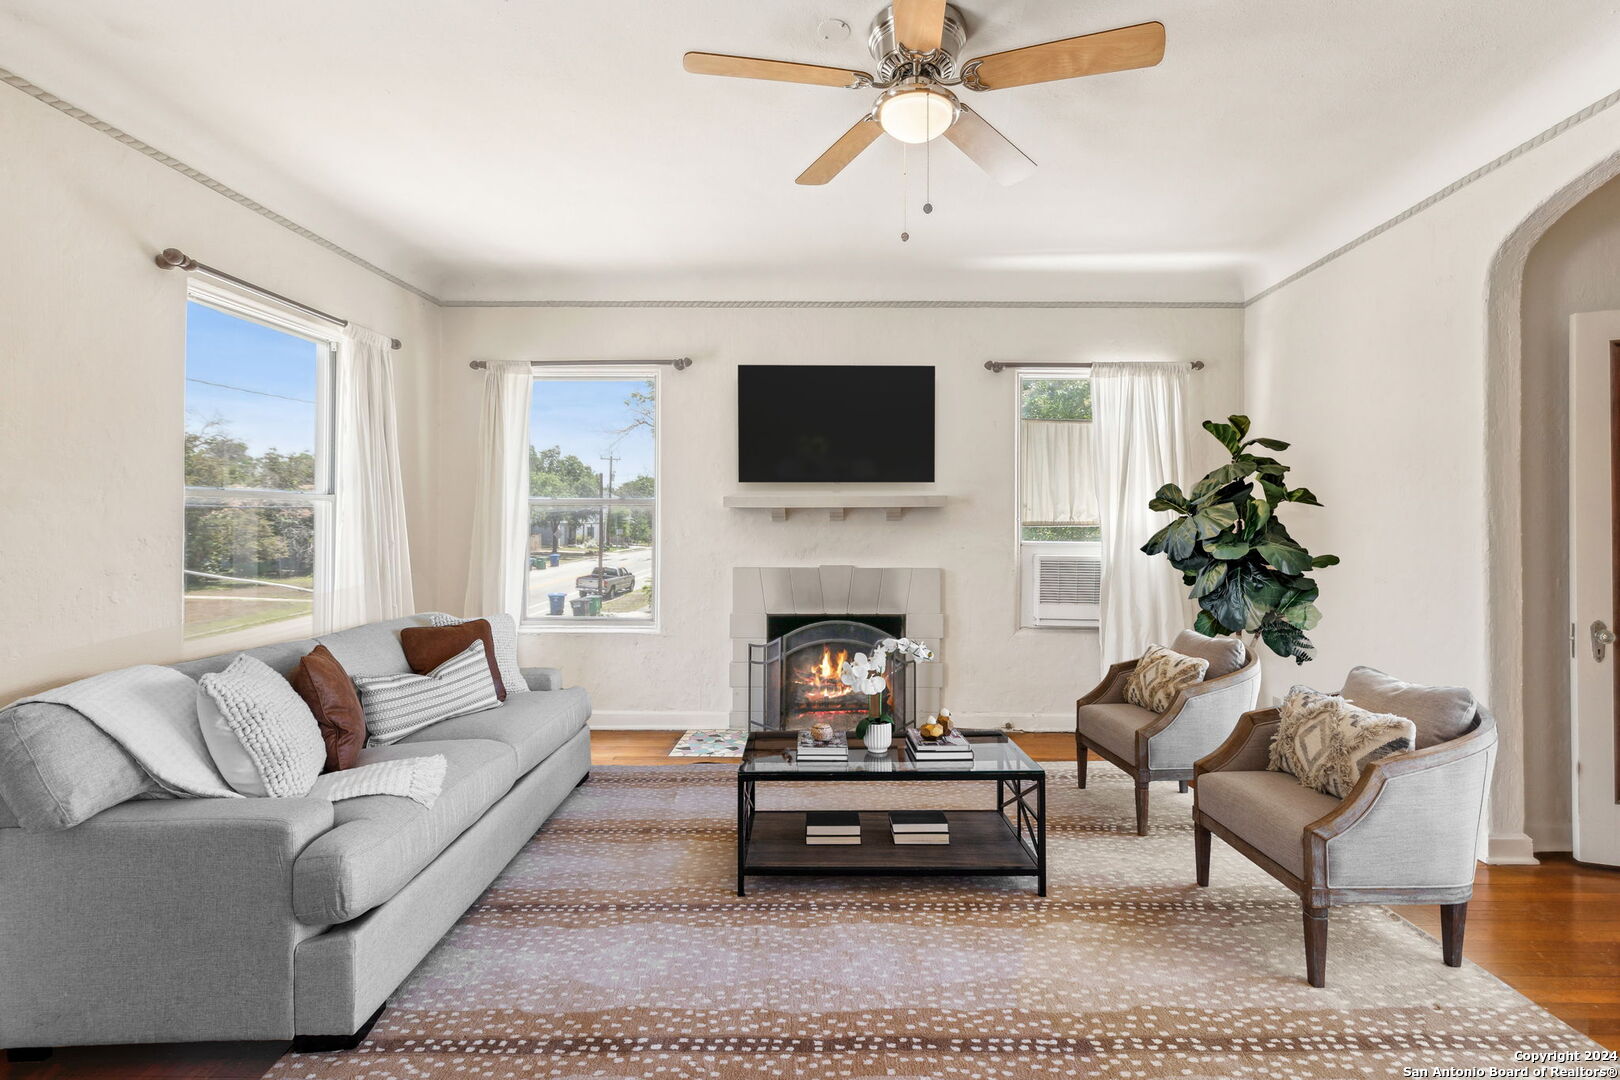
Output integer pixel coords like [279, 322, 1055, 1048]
[19, 665, 445, 808]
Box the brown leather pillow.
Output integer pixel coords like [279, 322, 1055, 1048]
[400, 619, 506, 701]
[290, 644, 367, 773]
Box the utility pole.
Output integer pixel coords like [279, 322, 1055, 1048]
[599, 451, 619, 568]
[596, 471, 607, 573]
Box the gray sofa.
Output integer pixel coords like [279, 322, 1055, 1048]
[0, 614, 591, 1056]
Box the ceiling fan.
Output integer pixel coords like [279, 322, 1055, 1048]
[684, 1, 1164, 186]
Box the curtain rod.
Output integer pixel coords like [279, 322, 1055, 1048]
[155, 248, 402, 350]
[984, 360, 1204, 373]
[467, 358, 693, 371]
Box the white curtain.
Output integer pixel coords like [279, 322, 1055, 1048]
[464, 361, 533, 618]
[1020, 420, 1098, 526]
[1092, 362, 1192, 665]
[325, 325, 415, 632]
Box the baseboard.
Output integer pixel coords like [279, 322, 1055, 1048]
[1485, 832, 1540, 865]
[965, 713, 1072, 733]
[588, 711, 730, 731]
[1526, 819, 1573, 854]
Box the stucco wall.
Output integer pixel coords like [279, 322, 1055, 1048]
[0, 84, 439, 699]
[1243, 98, 1620, 859]
[433, 305, 1243, 729]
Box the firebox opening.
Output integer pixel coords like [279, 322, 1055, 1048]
[765, 614, 906, 640]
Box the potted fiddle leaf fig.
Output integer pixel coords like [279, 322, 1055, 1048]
[1141, 415, 1338, 664]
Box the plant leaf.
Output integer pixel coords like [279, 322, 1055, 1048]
[1279, 599, 1322, 630]
[1206, 534, 1252, 560]
[1190, 458, 1257, 501]
[1310, 553, 1340, 569]
[1244, 436, 1291, 451]
[1193, 609, 1233, 637]
[1165, 517, 1200, 560]
[1189, 561, 1228, 599]
[1256, 536, 1314, 575]
[1228, 415, 1252, 440]
[1140, 522, 1174, 556]
[1202, 420, 1244, 455]
[1148, 483, 1190, 513]
[1286, 486, 1322, 506]
[1191, 502, 1241, 539]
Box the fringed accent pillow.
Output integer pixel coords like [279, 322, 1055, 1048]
[1270, 686, 1418, 798]
[1124, 644, 1210, 714]
[354, 640, 501, 744]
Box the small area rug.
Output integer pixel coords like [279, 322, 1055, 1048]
[668, 728, 748, 757]
[267, 763, 1598, 1079]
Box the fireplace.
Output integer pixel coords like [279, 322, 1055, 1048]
[749, 614, 914, 731]
[729, 566, 944, 731]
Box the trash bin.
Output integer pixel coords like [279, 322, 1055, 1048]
[569, 597, 592, 617]
[548, 552, 561, 567]
[586, 595, 602, 616]
[547, 592, 566, 616]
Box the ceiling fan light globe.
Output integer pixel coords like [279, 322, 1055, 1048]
[877, 86, 958, 144]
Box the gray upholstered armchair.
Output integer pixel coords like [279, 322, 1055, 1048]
[1075, 630, 1262, 834]
[1193, 667, 1497, 987]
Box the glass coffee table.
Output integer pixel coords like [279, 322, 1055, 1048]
[736, 730, 1046, 897]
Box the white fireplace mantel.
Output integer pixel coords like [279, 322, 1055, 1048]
[722, 493, 948, 521]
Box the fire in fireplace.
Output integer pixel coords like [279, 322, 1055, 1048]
[747, 615, 912, 731]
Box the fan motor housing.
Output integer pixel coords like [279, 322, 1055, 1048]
[868, 3, 967, 81]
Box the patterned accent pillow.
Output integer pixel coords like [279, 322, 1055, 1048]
[1124, 644, 1210, 714]
[1269, 686, 1418, 798]
[427, 612, 529, 694]
[197, 654, 326, 798]
[354, 640, 502, 745]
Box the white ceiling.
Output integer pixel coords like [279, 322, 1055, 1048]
[5, 1, 1620, 301]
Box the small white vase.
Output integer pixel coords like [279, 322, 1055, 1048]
[864, 722, 893, 755]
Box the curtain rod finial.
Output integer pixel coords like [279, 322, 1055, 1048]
[984, 361, 1005, 373]
[154, 247, 195, 271]
[1190, 360, 1205, 370]
[674, 357, 693, 370]
[468, 360, 488, 370]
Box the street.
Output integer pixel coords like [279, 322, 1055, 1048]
[525, 545, 653, 615]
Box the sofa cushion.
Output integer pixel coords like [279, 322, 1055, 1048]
[169, 636, 317, 681]
[292, 738, 519, 925]
[1341, 666, 1476, 749]
[314, 615, 435, 679]
[0, 701, 156, 831]
[1171, 629, 1246, 679]
[1198, 770, 1341, 878]
[400, 686, 591, 773]
[1076, 701, 1159, 764]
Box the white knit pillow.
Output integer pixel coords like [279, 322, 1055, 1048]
[197, 655, 326, 798]
[354, 640, 502, 744]
[427, 612, 529, 694]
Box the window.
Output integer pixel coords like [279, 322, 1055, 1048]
[183, 292, 334, 642]
[523, 370, 658, 628]
[1018, 373, 1101, 627]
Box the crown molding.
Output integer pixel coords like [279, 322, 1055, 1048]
[437, 298, 1244, 309]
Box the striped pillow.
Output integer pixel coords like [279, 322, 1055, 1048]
[354, 640, 501, 744]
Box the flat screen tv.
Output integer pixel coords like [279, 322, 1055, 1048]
[738, 364, 935, 483]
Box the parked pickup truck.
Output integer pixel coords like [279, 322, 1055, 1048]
[575, 565, 636, 599]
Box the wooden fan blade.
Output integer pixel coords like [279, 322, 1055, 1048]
[797, 117, 884, 185]
[965, 21, 1165, 90]
[943, 106, 1036, 185]
[683, 52, 871, 88]
[894, 0, 948, 52]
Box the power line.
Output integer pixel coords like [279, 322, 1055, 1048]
[186, 377, 314, 404]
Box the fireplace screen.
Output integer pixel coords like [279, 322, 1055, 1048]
[747, 617, 915, 731]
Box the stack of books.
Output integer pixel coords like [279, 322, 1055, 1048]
[796, 730, 849, 763]
[805, 811, 862, 845]
[905, 727, 974, 762]
[889, 810, 950, 844]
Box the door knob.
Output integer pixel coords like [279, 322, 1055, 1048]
[1593, 620, 1616, 662]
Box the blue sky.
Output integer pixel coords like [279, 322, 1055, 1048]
[185, 301, 320, 456]
[530, 379, 655, 482]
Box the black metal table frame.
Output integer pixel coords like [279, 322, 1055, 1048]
[735, 770, 1046, 897]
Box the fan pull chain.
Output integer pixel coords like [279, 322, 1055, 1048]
[924, 108, 934, 215]
[900, 141, 910, 242]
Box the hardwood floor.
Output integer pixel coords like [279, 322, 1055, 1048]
[5, 729, 1615, 1079]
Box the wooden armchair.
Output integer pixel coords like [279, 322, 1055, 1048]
[1193, 679, 1497, 987]
[1075, 630, 1262, 834]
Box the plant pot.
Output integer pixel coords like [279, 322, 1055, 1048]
[863, 721, 893, 755]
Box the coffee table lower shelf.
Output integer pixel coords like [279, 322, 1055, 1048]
[737, 810, 1042, 896]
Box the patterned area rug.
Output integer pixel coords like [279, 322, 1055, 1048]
[668, 729, 748, 757]
[266, 763, 1597, 1079]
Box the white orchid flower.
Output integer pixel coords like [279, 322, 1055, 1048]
[862, 674, 887, 695]
[916, 646, 934, 662]
[880, 637, 900, 650]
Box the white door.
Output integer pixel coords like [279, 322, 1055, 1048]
[1569, 310, 1620, 867]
